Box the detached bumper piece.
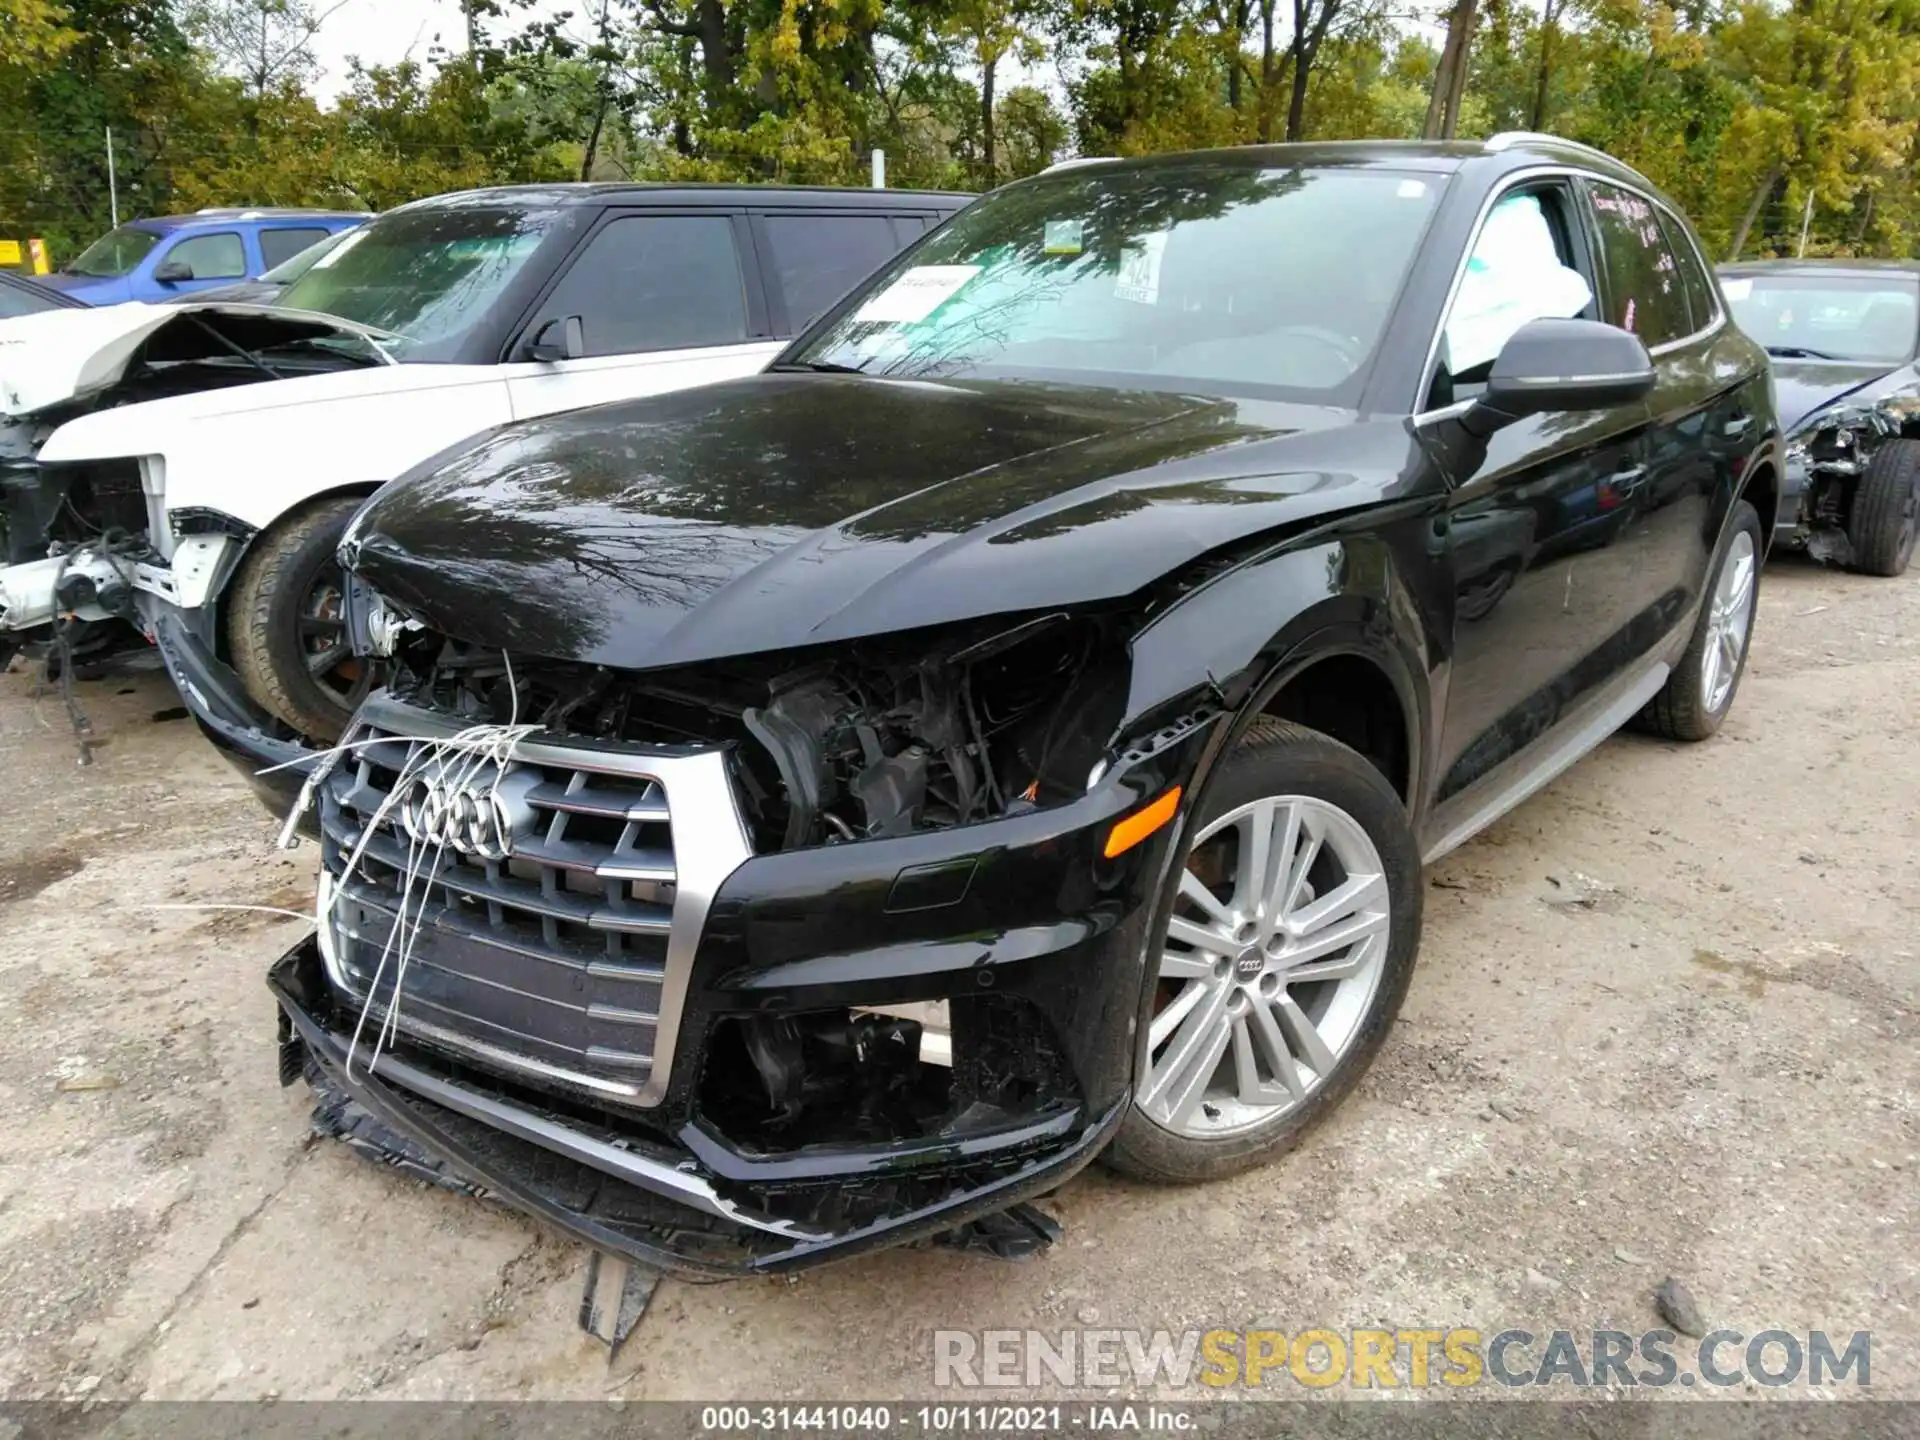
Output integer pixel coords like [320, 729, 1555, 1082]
[271, 939, 1121, 1277]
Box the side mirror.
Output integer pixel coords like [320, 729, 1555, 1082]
[152, 259, 193, 284]
[1462, 318, 1655, 439]
[524, 314, 585, 363]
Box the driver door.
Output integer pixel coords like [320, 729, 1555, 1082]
[1428, 179, 1657, 841]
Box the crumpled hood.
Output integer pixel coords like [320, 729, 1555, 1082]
[1773, 358, 1910, 436]
[0, 301, 393, 418]
[347, 374, 1374, 671]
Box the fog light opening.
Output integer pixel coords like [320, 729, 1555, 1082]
[853, 1001, 952, 1067]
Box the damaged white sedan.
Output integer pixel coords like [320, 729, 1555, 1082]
[0, 183, 969, 745]
[0, 300, 396, 677]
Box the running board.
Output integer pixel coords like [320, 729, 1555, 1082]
[1422, 661, 1669, 865]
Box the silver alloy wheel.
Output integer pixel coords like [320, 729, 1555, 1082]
[1138, 794, 1390, 1138]
[1702, 529, 1757, 714]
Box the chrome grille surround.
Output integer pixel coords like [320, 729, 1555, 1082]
[314, 692, 753, 1108]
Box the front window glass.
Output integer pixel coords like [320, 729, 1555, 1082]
[528, 214, 748, 356]
[279, 207, 561, 361]
[1441, 191, 1593, 382]
[164, 232, 246, 279]
[791, 164, 1448, 401]
[1724, 273, 1920, 364]
[65, 225, 161, 278]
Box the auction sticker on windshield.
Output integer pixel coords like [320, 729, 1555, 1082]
[1115, 232, 1168, 305]
[856, 265, 981, 323]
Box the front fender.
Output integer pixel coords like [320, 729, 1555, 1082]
[1121, 518, 1442, 795]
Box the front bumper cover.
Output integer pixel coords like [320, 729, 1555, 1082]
[271, 936, 1125, 1277]
[149, 606, 318, 830]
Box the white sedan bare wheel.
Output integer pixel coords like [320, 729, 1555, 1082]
[1138, 792, 1391, 1138]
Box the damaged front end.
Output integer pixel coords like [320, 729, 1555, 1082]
[270, 610, 1213, 1275]
[0, 305, 388, 662]
[1780, 381, 1920, 566]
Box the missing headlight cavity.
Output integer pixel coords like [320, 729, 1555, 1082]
[698, 995, 1080, 1156]
[387, 611, 1130, 851]
[737, 612, 1127, 847]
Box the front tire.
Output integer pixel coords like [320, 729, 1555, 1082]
[1848, 438, 1920, 577]
[227, 497, 373, 743]
[1636, 498, 1761, 742]
[1107, 719, 1422, 1185]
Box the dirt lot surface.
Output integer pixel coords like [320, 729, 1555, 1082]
[0, 555, 1914, 1405]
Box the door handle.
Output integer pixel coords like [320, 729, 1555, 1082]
[1600, 464, 1649, 510]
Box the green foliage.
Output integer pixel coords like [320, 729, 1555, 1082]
[3, 0, 1917, 263]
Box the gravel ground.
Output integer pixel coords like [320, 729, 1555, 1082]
[0, 554, 1913, 1404]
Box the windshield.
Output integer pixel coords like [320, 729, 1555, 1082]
[278, 207, 560, 361]
[66, 225, 162, 278]
[790, 164, 1447, 400]
[1724, 272, 1920, 364]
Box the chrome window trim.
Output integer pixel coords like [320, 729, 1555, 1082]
[1412, 164, 1725, 425]
[328, 692, 754, 1109]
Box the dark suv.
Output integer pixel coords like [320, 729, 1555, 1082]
[260, 134, 1778, 1276]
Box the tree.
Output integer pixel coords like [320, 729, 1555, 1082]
[0, 0, 80, 68]
[1423, 0, 1478, 139]
[1530, 0, 1567, 129]
[997, 82, 1070, 174]
[183, 0, 348, 100]
[1283, 0, 1352, 140]
[945, 0, 1047, 182]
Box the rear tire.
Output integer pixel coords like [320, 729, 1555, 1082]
[1847, 438, 1920, 577]
[1106, 718, 1422, 1185]
[1636, 499, 1761, 742]
[227, 497, 372, 743]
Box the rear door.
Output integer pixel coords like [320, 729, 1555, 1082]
[504, 209, 784, 421]
[1582, 176, 1735, 637]
[750, 209, 925, 336]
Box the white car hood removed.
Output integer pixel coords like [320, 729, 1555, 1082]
[0, 301, 394, 417]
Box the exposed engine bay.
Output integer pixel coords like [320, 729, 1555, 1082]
[0, 305, 386, 565]
[0, 307, 388, 674]
[379, 610, 1133, 852]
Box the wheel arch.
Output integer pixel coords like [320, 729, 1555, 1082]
[1122, 531, 1435, 824]
[202, 481, 385, 662]
[1738, 458, 1780, 553]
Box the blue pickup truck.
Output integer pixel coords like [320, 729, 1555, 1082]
[40, 209, 368, 305]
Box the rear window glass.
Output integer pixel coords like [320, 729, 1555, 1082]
[260, 227, 331, 270]
[762, 214, 904, 331]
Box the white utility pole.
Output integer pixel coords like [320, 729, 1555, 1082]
[871, 148, 886, 189]
[106, 127, 119, 228]
[1797, 187, 1814, 258]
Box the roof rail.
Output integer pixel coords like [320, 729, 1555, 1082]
[1042, 156, 1112, 173]
[1483, 131, 1618, 166]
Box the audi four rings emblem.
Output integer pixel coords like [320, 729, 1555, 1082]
[399, 765, 526, 860]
